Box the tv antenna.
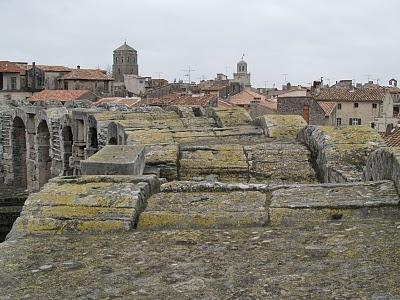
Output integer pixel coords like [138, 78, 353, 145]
[281, 73, 289, 84]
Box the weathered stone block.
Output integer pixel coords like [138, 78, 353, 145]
[81, 145, 145, 175]
[269, 181, 400, 226]
[138, 190, 268, 230]
[254, 114, 307, 139]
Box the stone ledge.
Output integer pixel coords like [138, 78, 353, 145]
[81, 145, 145, 176]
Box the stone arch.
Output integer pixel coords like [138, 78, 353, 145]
[11, 117, 27, 189]
[61, 126, 73, 176]
[37, 120, 51, 189]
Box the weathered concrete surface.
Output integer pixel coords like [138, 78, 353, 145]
[7, 175, 160, 238]
[365, 147, 400, 193]
[1, 221, 399, 299]
[298, 125, 385, 183]
[269, 181, 400, 226]
[81, 145, 145, 175]
[138, 190, 268, 230]
[255, 114, 307, 139]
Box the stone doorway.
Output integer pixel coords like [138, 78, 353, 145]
[37, 121, 51, 189]
[61, 126, 73, 176]
[11, 117, 27, 189]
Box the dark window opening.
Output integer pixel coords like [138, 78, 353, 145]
[354, 103, 359, 108]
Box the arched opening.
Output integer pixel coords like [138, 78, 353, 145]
[61, 126, 73, 176]
[11, 117, 27, 189]
[37, 121, 51, 189]
[88, 127, 98, 148]
[108, 137, 118, 145]
[108, 122, 118, 145]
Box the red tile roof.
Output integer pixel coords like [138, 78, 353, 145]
[217, 100, 235, 108]
[28, 65, 72, 72]
[0, 61, 24, 73]
[317, 101, 336, 117]
[230, 89, 277, 111]
[96, 97, 141, 108]
[29, 90, 91, 102]
[141, 93, 217, 107]
[60, 69, 113, 81]
[314, 88, 385, 102]
[382, 128, 400, 147]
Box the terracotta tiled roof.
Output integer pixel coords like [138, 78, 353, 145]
[96, 97, 141, 108]
[230, 89, 277, 111]
[141, 93, 217, 108]
[60, 69, 113, 81]
[314, 88, 385, 102]
[0, 61, 24, 73]
[28, 65, 72, 72]
[382, 128, 400, 147]
[317, 101, 336, 117]
[201, 84, 228, 91]
[217, 100, 235, 108]
[29, 90, 91, 102]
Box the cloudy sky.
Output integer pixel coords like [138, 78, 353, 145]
[2, 0, 399, 88]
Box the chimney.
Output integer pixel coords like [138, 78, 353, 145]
[77, 65, 81, 70]
[303, 104, 310, 124]
[32, 61, 36, 90]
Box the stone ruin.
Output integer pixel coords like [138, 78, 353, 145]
[0, 99, 399, 298]
[0, 99, 398, 237]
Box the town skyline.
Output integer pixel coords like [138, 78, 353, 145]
[2, 0, 399, 88]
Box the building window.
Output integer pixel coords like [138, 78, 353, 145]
[371, 122, 375, 128]
[350, 118, 361, 125]
[115, 57, 117, 64]
[121, 57, 124, 63]
[336, 118, 342, 126]
[64, 81, 68, 90]
[11, 77, 17, 90]
[104, 81, 109, 92]
[127, 57, 129, 63]
[372, 103, 377, 109]
[337, 103, 342, 110]
[354, 103, 359, 108]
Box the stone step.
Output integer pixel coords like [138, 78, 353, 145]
[7, 175, 160, 239]
[138, 180, 400, 231]
[137, 188, 268, 230]
[269, 181, 400, 226]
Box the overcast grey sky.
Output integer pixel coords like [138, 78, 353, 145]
[2, 0, 399, 88]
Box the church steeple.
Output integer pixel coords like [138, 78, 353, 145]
[112, 42, 138, 82]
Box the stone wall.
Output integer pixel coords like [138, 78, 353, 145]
[364, 147, 400, 193]
[298, 125, 385, 183]
[277, 96, 326, 125]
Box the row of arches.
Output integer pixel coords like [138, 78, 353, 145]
[11, 116, 74, 191]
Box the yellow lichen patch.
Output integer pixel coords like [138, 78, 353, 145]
[321, 125, 384, 145]
[138, 211, 266, 230]
[14, 217, 62, 234]
[40, 206, 133, 219]
[77, 220, 129, 232]
[210, 107, 252, 127]
[256, 114, 307, 139]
